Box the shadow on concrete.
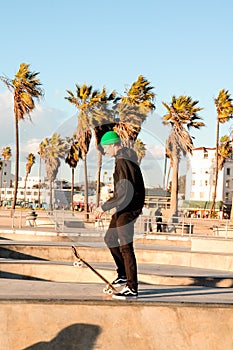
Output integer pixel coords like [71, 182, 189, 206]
[23, 323, 101, 350]
[190, 276, 233, 288]
[0, 247, 47, 260]
[138, 276, 233, 288]
[139, 287, 233, 299]
[0, 271, 48, 281]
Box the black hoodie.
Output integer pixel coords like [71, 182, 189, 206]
[102, 147, 145, 214]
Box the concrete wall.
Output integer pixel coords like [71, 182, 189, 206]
[2, 244, 233, 272]
[1, 301, 233, 350]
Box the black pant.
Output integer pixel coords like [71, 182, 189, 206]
[104, 211, 140, 291]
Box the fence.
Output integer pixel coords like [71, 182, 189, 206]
[1, 209, 233, 239]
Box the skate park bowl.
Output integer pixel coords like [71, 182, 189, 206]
[1, 236, 233, 349]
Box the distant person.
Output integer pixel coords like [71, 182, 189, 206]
[142, 203, 153, 234]
[26, 210, 37, 227]
[155, 209, 163, 232]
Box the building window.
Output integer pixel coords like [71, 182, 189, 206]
[205, 180, 208, 186]
[226, 180, 230, 188]
[190, 192, 195, 198]
[200, 192, 204, 198]
[226, 192, 229, 201]
[192, 180, 195, 186]
[227, 168, 230, 176]
[203, 150, 208, 159]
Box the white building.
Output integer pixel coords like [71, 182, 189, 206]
[0, 160, 50, 207]
[0, 159, 14, 188]
[185, 147, 233, 215]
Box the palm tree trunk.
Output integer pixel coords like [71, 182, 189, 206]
[210, 119, 220, 215]
[12, 115, 19, 210]
[163, 155, 168, 189]
[166, 165, 171, 191]
[96, 151, 102, 207]
[49, 180, 53, 212]
[170, 157, 179, 221]
[38, 157, 41, 208]
[71, 167, 74, 211]
[0, 162, 3, 204]
[24, 172, 29, 205]
[83, 157, 89, 221]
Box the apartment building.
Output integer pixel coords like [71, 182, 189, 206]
[184, 147, 233, 215]
[0, 159, 13, 188]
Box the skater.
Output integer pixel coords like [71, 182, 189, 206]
[95, 131, 145, 299]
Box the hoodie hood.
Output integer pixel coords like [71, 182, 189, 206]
[116, 147, 139, 165]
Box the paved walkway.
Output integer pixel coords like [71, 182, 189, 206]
[0, 279, 233, 305]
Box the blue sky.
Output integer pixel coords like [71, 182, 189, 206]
[1, 0, 233, 186]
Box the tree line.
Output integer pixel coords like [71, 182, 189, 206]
[1, 63, 233, 220]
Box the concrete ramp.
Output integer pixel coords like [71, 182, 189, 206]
[1, 237, 233, 349]
[2, 301, 233, 350]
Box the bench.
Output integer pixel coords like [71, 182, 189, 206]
[153, 222, 193, 234]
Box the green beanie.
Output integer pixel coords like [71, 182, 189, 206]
[100, 131, 120, 145]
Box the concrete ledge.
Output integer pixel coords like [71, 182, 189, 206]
[1, 262, 233, 287]
[191, 237, 233, 254]
[2, 243, 233, 272]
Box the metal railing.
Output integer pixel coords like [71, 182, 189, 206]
[1, 209, 233, 239]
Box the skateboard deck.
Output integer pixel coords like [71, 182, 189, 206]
[72, 246, 119, 295]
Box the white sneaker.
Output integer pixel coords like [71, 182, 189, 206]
[111, 275, 127, 287]
[112, 285, 138, 300]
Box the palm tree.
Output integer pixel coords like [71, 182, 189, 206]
[0, 63, 43, 209]
[162, 95, 205, 219]
[134, 139, 146, 165]
[24, 153, 36, 205]
[218, 135, 232, 171]
[2, 146, 12, 160]
[39, 133, 67, 211]
[38, 139, 49, 208]
[114, 75, 155, 145]
[89, 88, 117, 206]
[210, 89, 233, 215]
[65, 139, 80, 211]
[65, 84, 100, 219]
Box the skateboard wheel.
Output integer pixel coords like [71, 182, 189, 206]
[103, 287, 113, 295]
[73, 261, 83, 267]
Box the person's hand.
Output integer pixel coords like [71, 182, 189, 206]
[95, 206, 104, 219]
[110, 207, 117, 215]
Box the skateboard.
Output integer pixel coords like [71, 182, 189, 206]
[72, 246, 119, 295]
